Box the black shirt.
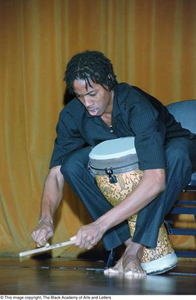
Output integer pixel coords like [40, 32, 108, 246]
[50, 83, 194, 170]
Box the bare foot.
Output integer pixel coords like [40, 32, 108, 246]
[104, 241, 146, 277]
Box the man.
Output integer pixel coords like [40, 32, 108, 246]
[32, 51, 196, 276]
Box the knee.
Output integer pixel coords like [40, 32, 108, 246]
[60, 146, 92, 181]
[60, 148, 89, 182]
[60, 153, 87, 182]
[166, 143, 192, 179]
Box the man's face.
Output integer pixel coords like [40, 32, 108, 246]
[73, 80, 114, 117]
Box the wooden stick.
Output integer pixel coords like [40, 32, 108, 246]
[19, 239, 75, 257]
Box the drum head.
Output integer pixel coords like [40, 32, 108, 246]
[89, 137, 136, 159]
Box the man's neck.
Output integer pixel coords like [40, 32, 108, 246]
[101, 113, 112, 126]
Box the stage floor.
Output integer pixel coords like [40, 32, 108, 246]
[0, 257, 195, 295]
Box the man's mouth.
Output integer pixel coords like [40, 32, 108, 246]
[87, 108, 98, 116]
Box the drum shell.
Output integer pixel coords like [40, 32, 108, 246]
[95, 170, 143, 207]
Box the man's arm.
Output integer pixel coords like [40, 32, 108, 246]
[97, 168, 166, 229]
[31, 166, 64, 247]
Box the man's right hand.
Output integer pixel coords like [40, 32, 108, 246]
[31, 219, 54, 247]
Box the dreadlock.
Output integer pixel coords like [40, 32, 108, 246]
[64, 50, 118, 94]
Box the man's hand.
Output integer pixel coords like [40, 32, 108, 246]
[72, 221, 106, 250]
[31, 219, 54, 247]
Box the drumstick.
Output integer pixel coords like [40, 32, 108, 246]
[19, 239, 76, 257]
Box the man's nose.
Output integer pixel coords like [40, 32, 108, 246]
[83, 95, 93, 107]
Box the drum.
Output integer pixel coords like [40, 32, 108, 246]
[89, 137, 178, 275]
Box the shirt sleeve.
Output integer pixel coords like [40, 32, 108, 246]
[49, 110, 86, 168]
[128, 95, 167, 170]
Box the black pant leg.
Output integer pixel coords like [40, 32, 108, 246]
[60, 146, 130, 251]
[133, 137, 196, 248]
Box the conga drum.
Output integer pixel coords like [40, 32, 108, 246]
[88, 137, 178, 275]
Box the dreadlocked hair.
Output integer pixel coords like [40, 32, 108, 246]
[64, 50, 118, 94]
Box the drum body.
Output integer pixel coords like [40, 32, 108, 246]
[89, 137, 178, 275]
